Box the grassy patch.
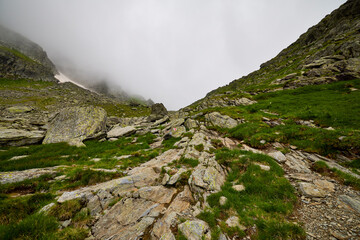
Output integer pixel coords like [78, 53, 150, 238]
[0, 213, 58, 240]
[0, 133, 157, 171]
[178, 157, 199, 168]
[49, 199, 83, 221]
[200, 149, 305, 239]
[251, 79, 360, 129]
[0, 193, 54, 225]
[162, 137, 181, 149]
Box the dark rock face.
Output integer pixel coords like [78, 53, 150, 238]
[148, 103, 168, 121]
[0, 25, 57, 81]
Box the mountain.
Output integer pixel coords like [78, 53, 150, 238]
[204, 0, 360, 96]
[0, 24, 58, 81]
[1, 1, 360, 240]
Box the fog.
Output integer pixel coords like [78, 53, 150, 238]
[0, 0, 346, 110]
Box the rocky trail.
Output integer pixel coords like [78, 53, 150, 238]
[1, 107, 359, 239]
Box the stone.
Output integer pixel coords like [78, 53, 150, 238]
[254, 162, 270, 171]
[338, 195, 360, 214]
[205, 112, 239, 129]
[6, 106, 33, 113]
[162, 173, 170, 185]
[167, 168, 187, 185]
[313, 179, 335, 192]
[267, 151, 286, 163]
[107, 126, 136, 138]
[43, 106, 107, 147]
[219, 196, 227, 206]
[0, 128, 45, 147]
[92, 198, 163, 240]
[189, 158, 226, 193]
[148, 103, 168, 121]
[178, 220, 210, 240]
[61, 219, 72, 228]
[298, 182, 326, 198]
[185, 118, 199, 129]
[170, 125, 186, 138]
[39, 202, 55, 213]
[151, 186, 194, 239]
[225, 216, 246, 230]
[232, 184, 245, 192]
[159, 232, 176, 240]
[9, 155, 28, 160]
[0, 166, 60, 184]
[138, 186, 177, 204]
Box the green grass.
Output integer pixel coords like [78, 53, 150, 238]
[0, 133, 157, 171]
[0, 46, 40, 65]
[251, 79, 360, 129]
[49, 199, 83, 221]
[0, 193, 54, 225]
[0, 213, 59, 240]
[198, 149, 305, 239]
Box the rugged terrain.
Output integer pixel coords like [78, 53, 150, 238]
[1, 0, 360, 240]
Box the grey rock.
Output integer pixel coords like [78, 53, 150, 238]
[167, 168, 187, 185]
[267, 150, 286, 163]
[185, 118, 199, 129]
[219, 196, 227, 206]
[6, 106, 33, 113]
[178, 220, 210, 240]
[107, 126, 136, 138]
[43, 106, 107, 147]
[0, 128, 45, 146]
[225, 216, 246, 230]
[170, 125, 186, 138]
[92, 198, 163, 240]
[232, 184, 245, 192]
[205, 112, 239, 129]
[298, 182, 326, 198]
[338, 195, 360, 214]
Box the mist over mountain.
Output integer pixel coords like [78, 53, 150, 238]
[0, 0, 346, 110]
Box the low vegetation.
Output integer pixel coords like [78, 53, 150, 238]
[198, 149, 305, 239]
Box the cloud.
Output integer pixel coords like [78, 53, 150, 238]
[0, 0, 346, 110]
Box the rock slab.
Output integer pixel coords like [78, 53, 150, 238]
[43, 106, 107, 147]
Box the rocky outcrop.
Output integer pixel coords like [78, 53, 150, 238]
[0, 128, 45, 146]
[0, 24, 57, 81]
[107, 125, 136, 138]
[148, 103, 168, 121]
[43, 106, 107, 147]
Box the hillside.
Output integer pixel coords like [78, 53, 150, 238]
[0, 1, 360, 240]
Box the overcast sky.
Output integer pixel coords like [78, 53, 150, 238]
[0, 0, 346, 110]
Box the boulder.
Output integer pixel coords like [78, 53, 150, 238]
[189, 158, 226, 193]
[43, 106, 107, 147]
[178, 220, 210, 240]
[267, 150, 286, 163]
[148, 103, 168, 121]
[6, 106, 33, 113]
[298, 182, 326, 198]
[107, 126, 136, 138]
[0, 128, 45, 146]
[205, 112, 239, 129]
[169, 125, 186, 138]
[92, 198, 164, 240]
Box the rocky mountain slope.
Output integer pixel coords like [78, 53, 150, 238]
[1, 1, 360, 240]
